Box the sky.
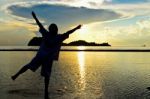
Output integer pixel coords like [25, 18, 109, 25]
[0, 0, 150, 46]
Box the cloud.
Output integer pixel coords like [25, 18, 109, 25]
[70, 17, 150, 46]
[104, 19, 150, 44]
[46, 0, 150, 5]
[5, 1, 123, 31]
[110, 0, 150, 4]
[137, 19, 150, 29]
[45, 0, 111, 8]
[99, 3, 150, 19]
[2, 0, 150, 46]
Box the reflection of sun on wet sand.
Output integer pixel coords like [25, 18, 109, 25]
[77, 47, 86, 91]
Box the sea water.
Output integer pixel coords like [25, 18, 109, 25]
[0, 47, 150, 99]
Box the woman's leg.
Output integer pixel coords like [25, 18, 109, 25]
[11, 65, 29, 80]
[43, 60, 53, 99]
[44, 76, 50, 99]
[11, 56, 42, 80]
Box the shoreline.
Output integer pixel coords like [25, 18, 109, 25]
[0, 46, 150, 52]
[1, 49, 150, 52]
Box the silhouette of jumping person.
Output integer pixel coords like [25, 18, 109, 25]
[11, 11, 82, 99]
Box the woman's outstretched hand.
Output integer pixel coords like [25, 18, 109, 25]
[76, 25, 82, 29]
[31, 11, 36, 17]
[65, 24, 82, 35]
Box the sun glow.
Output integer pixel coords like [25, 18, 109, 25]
[77, 51, 86, 91]
[78, 25, 89, 34]
[77, 46, 86, 50]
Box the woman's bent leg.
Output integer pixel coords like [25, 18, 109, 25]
[11, 56, 42, 80]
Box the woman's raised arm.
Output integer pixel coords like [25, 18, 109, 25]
[65, 25, 82, 35]
[31, 11, 45, 29]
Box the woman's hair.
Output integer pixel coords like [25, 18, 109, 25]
[48, 23, 58, 36]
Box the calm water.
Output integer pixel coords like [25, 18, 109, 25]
[1, 48, 150, 99]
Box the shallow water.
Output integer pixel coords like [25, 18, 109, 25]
[0, 51, 150, 99]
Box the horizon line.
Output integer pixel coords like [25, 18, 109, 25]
[0, 48, 150, 52]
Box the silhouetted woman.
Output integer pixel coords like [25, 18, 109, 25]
[11, 11, 82, 99]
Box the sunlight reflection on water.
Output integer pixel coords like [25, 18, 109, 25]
[1, 50, 150, 99]
[77, 51, 86, 91]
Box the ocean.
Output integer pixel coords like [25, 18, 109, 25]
[0, 46, 150, 99]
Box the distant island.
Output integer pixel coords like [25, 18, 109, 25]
[28, 37, 111, 46]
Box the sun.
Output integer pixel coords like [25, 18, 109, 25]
[78, 25, 89, 34]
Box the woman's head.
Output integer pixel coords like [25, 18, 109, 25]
[48, 23, 58, 36]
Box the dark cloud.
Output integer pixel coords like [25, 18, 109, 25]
[7, 2, 122, 31]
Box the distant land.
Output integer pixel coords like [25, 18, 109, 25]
[28, 37, 111, 46]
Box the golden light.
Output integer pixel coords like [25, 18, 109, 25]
[77, 46, 86, 50]
[99, 33, 108, 42]
[78, 25, 89, 34]
[77, 51, 86, 91]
